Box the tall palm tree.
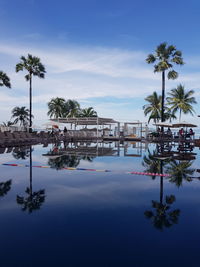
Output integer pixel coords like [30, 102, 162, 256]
[64, 99, 80, 117]
[143, 92, 161, 123]
[11, 106, 31, 127]
[0, 71, 11, 88]
[166, 84, 197, 121]
[146, 42, 184, 123]
[79, 107, 97, 117]
[16, 54, 46, 132]
[47, 97, 66, 118]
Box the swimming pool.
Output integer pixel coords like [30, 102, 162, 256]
[0, 141, 199, 266]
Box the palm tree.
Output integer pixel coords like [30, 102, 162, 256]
[11, 106, 30, 127]
[64, 99, 80, 117]
[0, 71, 11, 88]
[144, 92, 177, 123]
[166, 84, 197, 121]
[143, 92, 161, 123]
[79, 107, 97, 117]
[146, 42, 184, 123]
[16, 54, 46, 132]
[47, 97, 66, 118]
[2, 121, 14, 127]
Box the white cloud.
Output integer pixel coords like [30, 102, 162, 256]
[0, 42, 199, 124]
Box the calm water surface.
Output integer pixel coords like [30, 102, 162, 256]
[0, 141, 200, 267]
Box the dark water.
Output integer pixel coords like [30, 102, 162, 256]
[0, 141, 200, 267]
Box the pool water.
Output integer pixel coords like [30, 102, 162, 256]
[0, 141, 200, 267]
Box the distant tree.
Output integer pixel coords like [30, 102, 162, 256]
[16, 54, 46, 132]
[64, 99, 80, 117]
[0, 71, 11, 88]
[79, 107, 97, 117]
[166, 84, 197, 121]
[11, 106, 31, 127]
[146, 42, 184, 123]
[2, 121, 14, 127]
[47, 97, 66, 118]
[143, 92, 177, 123]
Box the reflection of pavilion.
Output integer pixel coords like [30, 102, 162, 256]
[43, 142, 120, 158]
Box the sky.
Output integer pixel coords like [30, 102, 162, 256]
[0, 0, 200, 126]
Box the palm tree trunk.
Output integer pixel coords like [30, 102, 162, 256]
[179, 109, 181, 122]
[161, 71, 165, 125]
[29, 74, 32, 133]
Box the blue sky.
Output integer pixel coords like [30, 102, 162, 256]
[0, 0, 200, 125]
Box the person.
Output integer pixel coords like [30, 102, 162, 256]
[64, 127, 68, 133]
[179, 128, 184, 137]
[167, 127, 172, 136]
[189, 128, 194, 136]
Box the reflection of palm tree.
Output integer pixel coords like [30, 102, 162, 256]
[144, 161, 180, 230]
[142, 150, 161, 179]
[166, 160, 194, 187]
[16, 146, 45, 213]
[142, 149, 169, 179]
[144, 195, 180, 230]
[0, 180, 12, 197]
[48, 155, 81, 170]
[12, 148, 30, 160]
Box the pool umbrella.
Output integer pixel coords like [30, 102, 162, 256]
[42, 121, 61, 129]
[172, 121, 197, 128]
[153, 122, 173, 128]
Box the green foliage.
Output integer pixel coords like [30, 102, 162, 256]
[11, 106, 31, 127]
[47, 97, 66, 118]
[0, 71, 11, 88]
[166, 160, 194, 187]
[166, 84, 197, 121]
[79, 107, 97, 117]
[143, 91, 176, 123]
[0, 180, 12, 197]
[146, 42, 184, 122]
[16, 54, 46, 80]
[47, 98, 98, 118]
[146, 42, 184, 76]
[144, 195, 180, 230]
